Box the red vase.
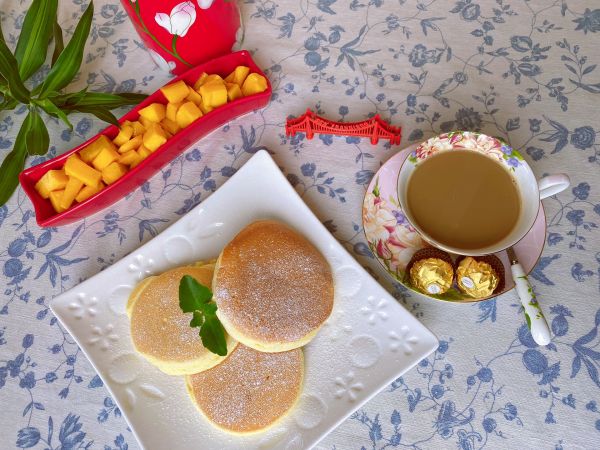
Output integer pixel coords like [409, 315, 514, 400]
[121, 0, 241, 75]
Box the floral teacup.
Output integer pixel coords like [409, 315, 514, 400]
[397, 131, 570, 256]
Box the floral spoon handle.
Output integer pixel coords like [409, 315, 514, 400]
[508, 247, 551, 346]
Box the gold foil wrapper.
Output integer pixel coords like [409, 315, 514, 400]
[409, 258, 453, 295]
[456, 257, 499, 298]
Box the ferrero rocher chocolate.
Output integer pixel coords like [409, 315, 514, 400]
[409, 257, 454, 295]
[456, 257, 500, 298]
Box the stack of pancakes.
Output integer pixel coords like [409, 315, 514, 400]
[127, 220, 334, 434]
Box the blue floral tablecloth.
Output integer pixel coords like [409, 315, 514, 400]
[1, 1, 599, 449]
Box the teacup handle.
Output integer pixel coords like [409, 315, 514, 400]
[538, 174, 570, 200]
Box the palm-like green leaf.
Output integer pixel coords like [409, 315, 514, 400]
[15, 0, 58, 81]
[38, 1, 93, 98]
[68, 105, 120, 127]
[52, 21, 64, 66]
[0, 36, 30, 103]
[54, 91, 147, 109]
[35, 98, 73, 130]
[24, 109, 50, 156]
[0, 123, 28, 206]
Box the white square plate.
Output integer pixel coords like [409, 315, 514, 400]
[50, 150, 438, 450]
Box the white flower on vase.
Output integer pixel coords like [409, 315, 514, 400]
[197, 0, 215, 9]
[147, 49, 176, 73]
[155, 1, 197, 37]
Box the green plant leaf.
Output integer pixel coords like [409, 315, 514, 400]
[38, 1, 93, 98]
[179, 275, 213, 313]
[69, 105, 120, 127]
[0, 97, 18, 112]
[35, 98, 73, 130]
[14, 0, 58, 81]
[190, 311, 204, 328]
[199, 315, 228, 356]
[52, 21, 64, 67]
[54, 91, 147, 109]
[0, 34, 30, 103]
[24, 109, 50, 156]
[0, 124, 28, 206]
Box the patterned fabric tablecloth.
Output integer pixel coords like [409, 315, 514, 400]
[1, 1, 599, 449]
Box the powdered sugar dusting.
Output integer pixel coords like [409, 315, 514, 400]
[188, 344, 303, 433]
[130, 266, 231, 361]
[214, 221, 334, 343]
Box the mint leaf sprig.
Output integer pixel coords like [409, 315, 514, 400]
[179, 275, 228, 357]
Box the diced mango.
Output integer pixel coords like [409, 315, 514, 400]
[176, 101, 203, 128]
[139, 116, 153, 129]
[139, 103, 166, 123]
[166, 102, 180, 122]
[203, 74, 223, 85]
[59, 177, 84, 210]
[130, 121, 146, 137]
[49, 190, 66, 213]
[102, 162, 128, 185]
[75, 182, 105, 203]
[143, 123, 167, 151]
[138, 145, 153, 159]
[226, 82, 243, 102]
[161, 80, 190, 103]
[186, 86, 203, 107]
[113, 125, 133, 146]
[199, 81, 227, 108]
[92, 146, 121, 171]
[35, 170, 69, 198]
[65, 155, 102, 187]
[199, 101, 213, 115]
[225, 66, 250, 86]
[193, 72, 209, 90]
[117, 150, 141, 166]
[161, 118, 180, 135]
[242, 73, 268, 96]
[80, 135, 117, 163]
[118, 135, 143, 154]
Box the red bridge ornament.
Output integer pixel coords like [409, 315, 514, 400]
[285, 109, 402, 145]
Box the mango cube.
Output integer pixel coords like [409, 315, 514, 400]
[199, 102, 213, 115]
[186, 86, 203, 106]
[138, 116, 153, 129]
[193, 72, 209, 91]
[102, 162, 128, 185]
[143, 123, 167, 151]
[49, 190, 66, 213]
[92, 146, 121, 171]
[75, 182, 105, 203]
[130, 121, 146, 137]
[113, 125, 133, 146]
[161, 118, 180, 135]
[80, 136, 116, 163]
[242, 73, 268, 96]
[203, 74, 223, 85]
[199, 81, 227, 108]
[161, 80, 190, 103]
[118, 135, 143, 154]
[225, 66, 250, 86]
[139, 103, 166, 123]
[59, 177, 84, 210]
[35, 170, 69, 198]
[176, 101, 203, 128]
[138, 145, 153, 159]
[166, 102, 180, 122]
[64, 156, 102, 187]
[226, 82, 243, 102]
[117, 150, 141, 166]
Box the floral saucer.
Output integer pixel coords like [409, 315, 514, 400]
[362, 143, 546, 302]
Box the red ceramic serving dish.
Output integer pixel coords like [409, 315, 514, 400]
[19, 50, 271, 228]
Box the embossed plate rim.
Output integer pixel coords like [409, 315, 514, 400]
[50, 150, 438, 450]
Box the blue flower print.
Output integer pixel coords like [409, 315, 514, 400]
[523, 349, 548, 374]
[455, 107, 482, 130]
[570, 126, 595, 149]
[408, 44, 441, 68]
[477, 367, 493, 382]
[482, 417, 496, 433]
[572, 182, 590, 200]
[573, 9, 600, 34]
